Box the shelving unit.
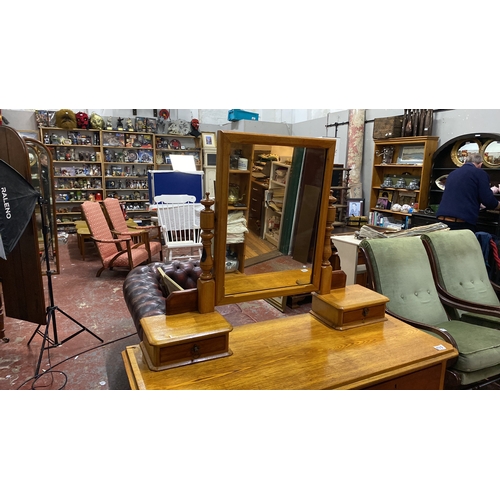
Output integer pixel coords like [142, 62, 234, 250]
[155, 133, 201, 170]
[39, 126, 204, 231]
[369, 136, 438, 227]
[264, 161, 291, 247]
[331, 163, 349, 229]
[102, 130, 153, 216]
[40, 127, 104, 231]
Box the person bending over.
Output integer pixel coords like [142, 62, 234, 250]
[436, 153, 500, 231]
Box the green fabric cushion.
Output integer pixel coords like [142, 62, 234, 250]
[359, 237, 449, 325]
[435, 320, 500, 372]
[421, 230, 500, 308]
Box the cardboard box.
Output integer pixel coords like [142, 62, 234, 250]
[228, 109, 259, 122]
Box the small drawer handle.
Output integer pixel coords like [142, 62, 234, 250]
[191, 344, 201, 359]
[362, 307, 370, 317]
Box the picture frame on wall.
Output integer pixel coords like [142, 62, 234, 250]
[201, 132, 216, 149]
[397, 145, 425, 164]
[347, 198, 364, 217]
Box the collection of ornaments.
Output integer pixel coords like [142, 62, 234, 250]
[37, 109, 201, 137]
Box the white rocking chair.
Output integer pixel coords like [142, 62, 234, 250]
[154, 194, 203, 261]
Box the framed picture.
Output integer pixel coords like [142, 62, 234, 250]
[202, 132, 216, 148]
[17, 130, 39, 140]
[375, 190, 393, 210]
[397, 145, 425, 164]
[347, 198, 364, 217]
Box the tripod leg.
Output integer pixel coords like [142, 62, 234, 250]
[34, 308, 54, 378]
[55, 306, 104, 344]
[27, 324, 42, 346]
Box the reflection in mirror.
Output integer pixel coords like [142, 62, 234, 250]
[451, 139, 481, 167]
[214, 131, 336, 306]
[482, 140, 500, 168]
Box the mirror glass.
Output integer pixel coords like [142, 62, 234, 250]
[451, 139, 481, 167]
[213, 131, 336, 305]
[482, 140, 500, 168]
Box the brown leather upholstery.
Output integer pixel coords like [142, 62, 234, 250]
[123, 260, 201, 340]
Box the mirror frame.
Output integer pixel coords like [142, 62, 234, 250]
[450, 138, 482, 167]
[213, 131, 336, 306]
[24, 138, 59, 275]
[481, 139, 500, 168]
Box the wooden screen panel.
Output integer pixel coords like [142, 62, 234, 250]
[0, 126, 46, 326]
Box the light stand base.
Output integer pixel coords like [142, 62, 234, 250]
[28, 304, 103, 378]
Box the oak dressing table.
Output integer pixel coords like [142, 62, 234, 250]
[122, 131, 457, 389]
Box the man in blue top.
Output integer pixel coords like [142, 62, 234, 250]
[436, 153, 500, 231]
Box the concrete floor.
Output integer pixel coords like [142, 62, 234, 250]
[0, 233, 310, 390]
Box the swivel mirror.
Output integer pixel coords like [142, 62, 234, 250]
[213, 131, 336, 305]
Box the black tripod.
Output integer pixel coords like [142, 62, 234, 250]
[27, 197, 103, 377]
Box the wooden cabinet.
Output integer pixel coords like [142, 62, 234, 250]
[427, 132, 500, 235]
[264, 161, 291, 247]
[248, 180, 267, 236]
[369, 136, 438, 226]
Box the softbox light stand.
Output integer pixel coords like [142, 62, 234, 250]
[0, 157, 103, 378]
[27, 197, 103, 378]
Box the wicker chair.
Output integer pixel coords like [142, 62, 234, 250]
[81, 201, 150, 277]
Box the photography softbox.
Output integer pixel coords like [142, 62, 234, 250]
[0, 158, 40, 259]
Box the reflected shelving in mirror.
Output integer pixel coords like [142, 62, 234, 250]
[214, 131, 336, 306]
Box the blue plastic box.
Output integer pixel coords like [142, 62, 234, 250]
[228, 109, 259, 122]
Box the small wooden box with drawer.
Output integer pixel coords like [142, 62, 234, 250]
[140, 312, 233, 371]
[310, 284, 389, 330]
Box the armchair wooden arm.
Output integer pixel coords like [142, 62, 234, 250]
[384, 309, 459, 351]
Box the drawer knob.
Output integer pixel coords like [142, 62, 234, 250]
[362, 307, 370, 317]
[191, 344, 201, 359]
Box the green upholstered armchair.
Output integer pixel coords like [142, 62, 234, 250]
[359, 235, 500, 389]
[421, 230, 500, 330]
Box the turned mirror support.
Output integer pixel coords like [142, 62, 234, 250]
[318, 191, 337, 295]
[198, 193, 215, 314]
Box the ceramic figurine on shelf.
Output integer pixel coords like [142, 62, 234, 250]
[126, 118, 134, 131]
[106, 117, 113, 130]
[117, 117, 124, 131]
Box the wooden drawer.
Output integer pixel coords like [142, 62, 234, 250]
[140, 313, 232, 371]
[365, 363, 444, 390]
